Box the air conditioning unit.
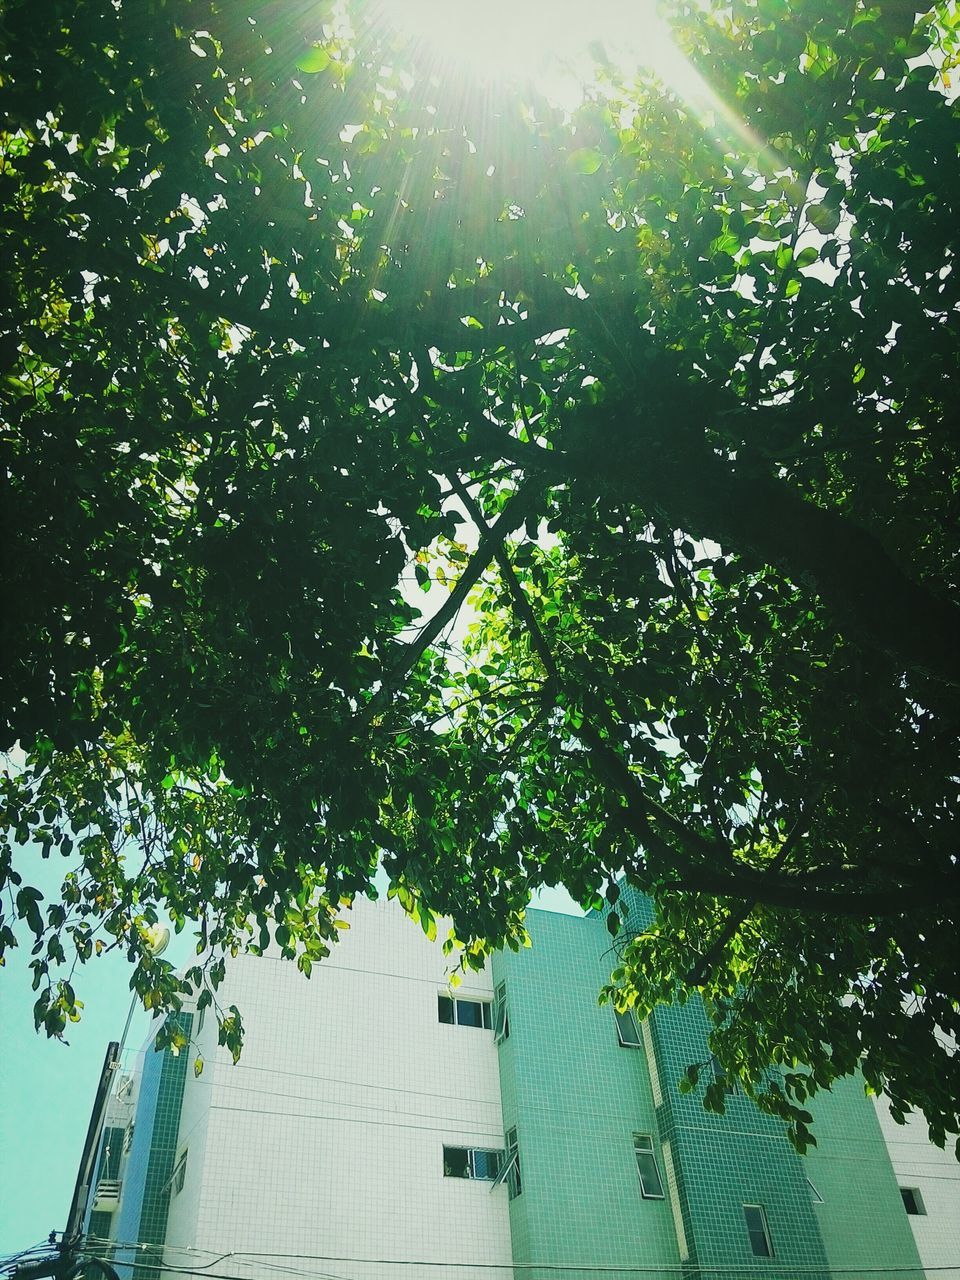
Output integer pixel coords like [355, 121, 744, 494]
[92, 1179, 122, 1212]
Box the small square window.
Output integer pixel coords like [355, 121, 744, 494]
[456, 999, 485, 1028]
[744, 1204, 773, 1257]
[633, 1134, 665, 1199]
[900, 1187, 926, 1216]
[443, 1146, 471, 1178]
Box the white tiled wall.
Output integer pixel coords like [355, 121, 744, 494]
[163, 898, 513, 1280]
[873, 1096, 960, 1277]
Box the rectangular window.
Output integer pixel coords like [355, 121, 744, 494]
[443, 1145, 504, 1180]
[900, 1188, 926, 1216]
[615, 1007, 642, 1047]
[438, 994, 492, 1029]
[492, 1128, 521, 1198]
[493, 981, 509, 1043]
[633, 1134, 665, 1199]
[744, 1204, 773, 1257]
[505, 1127, 521, 1198]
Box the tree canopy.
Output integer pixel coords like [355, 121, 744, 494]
[2, 0, 959, 1152]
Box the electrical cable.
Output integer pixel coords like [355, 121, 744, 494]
[75, 1251, 960, 1276]
[159, 1070, 502, 1128]
[207, 1098, 503, 1137]
[119, 1048, 502, 1109]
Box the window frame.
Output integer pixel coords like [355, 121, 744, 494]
[633, 1133, 666, 1199]
[437, 993, 493, 1030]
[490, 1126, 521, 1198]
[743, 1204, 774, 1257]
[900, 1187, 926, 1216]
[493, 981, 509, 1043]
[442, 1144, 504, 1181]
[614, 1007, 642, 1048]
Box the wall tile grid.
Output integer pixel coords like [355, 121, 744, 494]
[110, 1013, 193, 1280]
[872, 1094, 960, 1277]
[111, 890, 950, 1280]
[494, 908, 681, 1280]
[164, 898, 514, 1280]
[617, 884, 925, 1280]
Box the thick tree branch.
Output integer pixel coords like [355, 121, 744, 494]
[360, 483, 533, 726]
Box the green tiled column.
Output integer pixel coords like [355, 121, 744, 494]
[112, 1013, 193, 1280]
[493, 911, 681, 1280]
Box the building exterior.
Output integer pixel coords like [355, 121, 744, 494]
[84, 896, 959, 1280]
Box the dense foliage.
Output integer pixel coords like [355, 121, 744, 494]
[2, 0, 958, 1150]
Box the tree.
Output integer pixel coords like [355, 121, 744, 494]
[2, 0, 958, 1151]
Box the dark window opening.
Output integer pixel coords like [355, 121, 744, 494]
[633, 1134, 665, 1198]
[901, 1187, 926, 1216]
[504, 1126, 522, 1198]
[744, 1205, 773, 1257]
[615, 1008, 642, 1048]
[443, 1145, 503, 1180]
[438, 994, 492, 1029]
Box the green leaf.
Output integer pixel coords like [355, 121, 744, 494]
[296, 46, 330, 73]
[568, 148, 603, 175]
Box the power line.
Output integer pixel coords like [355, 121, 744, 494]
[78, 1246, 960, 1276]
[120, 1048, 502, 1109]
[207, 1100, 503, 1137]
[158, 1070, 502, 1128]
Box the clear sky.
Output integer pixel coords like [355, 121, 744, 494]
[0, 869, 581, 1258]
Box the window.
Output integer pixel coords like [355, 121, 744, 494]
[438, 994, 493, 1029]
[743, 1205, 773, 1257]
[172, 1149, 187, 1196]
[633, 1134, 665, 1199]
[443, 1145, 503, 1180]
[493, 982, 509, 1043]
[806, 1177, 824, 1204]
[491, 1126, 522, 1198]
[615, 1007, 642, 1048]
[900, 1187, 926, 1216]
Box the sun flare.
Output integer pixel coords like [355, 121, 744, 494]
[380, 0, 710, 109]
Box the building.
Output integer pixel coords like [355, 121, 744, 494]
[84, 895, 959, 1280]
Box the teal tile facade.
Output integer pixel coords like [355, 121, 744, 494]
[112, 1014, 193, 1280]
[495, 901, 925, 1280]
[493, 909, 680, 1280]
